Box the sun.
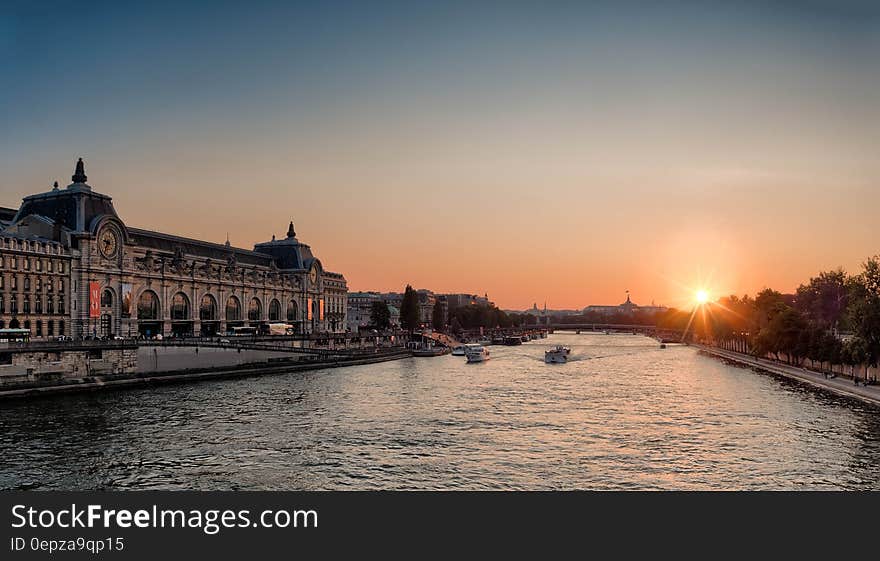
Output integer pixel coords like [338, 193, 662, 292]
[695, 290, 710, 304]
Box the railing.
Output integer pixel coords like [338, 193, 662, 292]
[0, 334, 411, 358]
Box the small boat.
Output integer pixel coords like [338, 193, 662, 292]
[465, 345, 490, 363]
[455, 343, 483, 357]
[504, 336, 522, 346]
[520, 335, 529, 343]
[545, 346, 570, 363]
[492, 336, 505, 345]
[478, 337, 492, 346]
[412, 346, 452, 357]
[451, 345, 466, 356]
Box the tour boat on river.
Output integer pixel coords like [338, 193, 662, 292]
[544, 345, 571, 364]
[465, 345, 490, 363]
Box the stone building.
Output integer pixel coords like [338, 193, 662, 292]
[0, 214, 72, 338]
[0, 159, 348, 339]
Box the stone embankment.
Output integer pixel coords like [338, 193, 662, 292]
[0, 341, 411, 399]
[698, 345, 880, 407]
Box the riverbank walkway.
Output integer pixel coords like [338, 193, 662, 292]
[698, 345, 880, 407]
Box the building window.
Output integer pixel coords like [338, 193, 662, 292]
[47, 320, 53, 336]
[101, 289, 113, 308]
[35, 278, 41, 292]
[247, 297, 262, 322]
[58, 320, 64, 336]
[287, 299, 298, 322]
[47, 260, 53, 272]
[0, 293, 3, 313]
[171, 292, 189, 321]
[35, 296, 42, 314]
[36, 320, 42, 336]
[11, 276, 16, 290]
[47, 296, 54, 314]
[137, 291, 160, 320]
[225, 296, 241, 322]
[10, 296, 17, 314]
[24, 320, 31, 332]
[199, 295, 217, 321]
[24, 277, 30, 291]
[23, 258, 29, 270]
[269, 299, 281, 322]
[58, 279, 64, 293]
[35, 259, 42, 271]
[58, 296, 65, 314]
[0, 275, 3, 289]
[23, 294, 30, 314]
[59, 262, 65, 274]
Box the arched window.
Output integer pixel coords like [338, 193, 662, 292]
[137, 290, 160, 320]
[171, 292, 190, 321]
[248, 297, 262, 321]
[226, 296, 241, 321]
[200, 295, 217, 321]
[101, 289, 113, 308]
[269, 299, 281, 322]
[287, 299, 298, 322]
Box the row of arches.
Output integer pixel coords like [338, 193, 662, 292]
[134, 291, 300, 322]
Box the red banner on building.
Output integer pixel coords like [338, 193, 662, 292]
[89, 282, 101, 318]
[319, 299, 324, 321]
[307, 298, 313, 321]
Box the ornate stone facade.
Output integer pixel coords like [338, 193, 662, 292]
[0, 159, 347, 339]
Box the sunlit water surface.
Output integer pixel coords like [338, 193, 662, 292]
[2, 333, 879, 490]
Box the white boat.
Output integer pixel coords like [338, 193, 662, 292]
[454, 343, 482, 357]
[465, 345, 490, 363]
[545, 345, 571, 364]
[478, 337, 492, 346]
[545, 347, 569, 364]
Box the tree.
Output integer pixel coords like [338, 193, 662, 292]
[400, 285, 421, 331]
[431, 301, 445, 331]
[847, 256, 880, 381]
[370, 301, 391, 330]
[795, 269, 850, 332]
[753, 303, 807, 363]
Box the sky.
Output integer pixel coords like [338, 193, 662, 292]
[1, 0, 878, 310]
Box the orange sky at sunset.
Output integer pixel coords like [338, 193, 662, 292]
[3, 3, 877, 310]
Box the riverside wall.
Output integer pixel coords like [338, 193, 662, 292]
[0, 342, 411, 399]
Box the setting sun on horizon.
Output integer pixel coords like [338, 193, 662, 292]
[2, 2, 877, 310]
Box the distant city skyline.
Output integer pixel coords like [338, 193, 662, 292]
[3, 1, 878, 309]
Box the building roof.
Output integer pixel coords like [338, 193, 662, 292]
[12, 159, 120, 235]
[126, 227, 274, 267]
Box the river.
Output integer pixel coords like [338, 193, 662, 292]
[1, 332, 878, 490]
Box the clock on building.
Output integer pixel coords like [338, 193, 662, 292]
[99, 226, 120, 259]
[309, 264, 319, 286]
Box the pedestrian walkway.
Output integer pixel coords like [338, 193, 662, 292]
[698, 345, 880, 407]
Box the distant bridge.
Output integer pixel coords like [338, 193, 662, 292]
[548, 323, 688, 343]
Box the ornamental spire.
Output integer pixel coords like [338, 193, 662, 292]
[287, 221, 296, 238]
[72, 157, 87, 183]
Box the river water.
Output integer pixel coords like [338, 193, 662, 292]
[1, 333, 878, 490]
